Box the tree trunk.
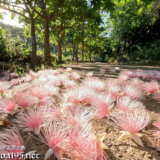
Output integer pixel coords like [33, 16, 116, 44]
[75, 43, 79, 62]
[58, 34, 63, 63]
[72, 44, 75, 61]
[44, 18, 50, 64]
[30, 17, 37, 70]
[89, 52, 92, 62]
[82, 43, 84, 62]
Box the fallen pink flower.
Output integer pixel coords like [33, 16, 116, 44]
[66, 67, 72, 72]
[16, 92, 35, 108]
[39, 122, 69, 160]
[0, 99, 17, 113]
[144, 81, 159, 94]
[117, 96, 145, 112]
[69, 124, 108, 160]
[86, 72, 93, 78]
[0, 81, 11, 96]
[110, 108, 150, 146]
[100, 69, 106, 75]
[16, 108, 44, 134]
[30, 87, 50, 100]
[71, 72, 80, 81]
[124, 85, 144, 100]
[92, 94, 114, 119]
[83, 78, 106, 92]
[0, 127, 24, 160]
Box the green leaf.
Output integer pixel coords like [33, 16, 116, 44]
[11, 13, 14, 20]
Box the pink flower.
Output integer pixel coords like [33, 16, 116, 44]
[16, 92, 35, 108]
[69, 125, 108, 160]
[44, 106, 61, 122]
[63, 107, 94, 128]
[100, 69, 106, 75]
[129, 78, 143, 87]
[29, 70, 38, 78]
[66, 86, 96, 105]
[110, 109, 150, 134]
[83, 78, 106, 92]
[144, 81, 159, 94]
[64, 80, 76, 89]
[124, 85, 144, 100]
[86, 72, 93, 78]
[117, 96, 145, 112]
[108, 85, 122, 99]
[71, 72, 80, 81]
[118, 73, 129, 81]
[30, 87, 50, 99]
[0, 99, 17, 113]
[0, 81, 11, 95]
[0, 127, 24, 160]
[110, 68, 116, 74]
[66, 67, 72, 72]
[39, 122, 69, 159]
[16, 108, 44, 133]
[92, 94, 114, 119]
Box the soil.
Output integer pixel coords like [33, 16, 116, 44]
[1, 62, 160, 160]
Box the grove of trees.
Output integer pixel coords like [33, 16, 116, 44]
[0, 0, 160, 70]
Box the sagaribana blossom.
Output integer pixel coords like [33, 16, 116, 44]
[44, 106, 61, 123]
[110, 68, 116, 74]
[129, 78, 143, 87]
[0, 81, 11, 96]
[109, 108, 150, 146]
[29, 70, 38, 78]
[83, 78, 106, 92]
[0, 99, 17, 113]
[71, 72, 80, 81]
[16, 108, 44, 134]
[118, 73, 129, 81]
[92, 94, 114, 119]
[0, 127, 24, 160]
[115, 67, 120, 70]
[117, 96, 145, 112]
[144, 81, 159, 94]
[66, 86, 96, 105]
[100, 68, 106, 75]
[63, 107, 95, 128]
[69, 124, 108, 160]
[64, 80, 76, 89]
[108, 85, 122, 99]
[124, 85, 144, 100]
[30, 87, 50, 100]
[39, 122, 70, 160]
[66, 67, 72, 72]
[16, 92, 35, 108]
[52, 70, 59, 76]
[86, 72, 93, 78]
[43, 84, 59, 96]
[58, 74, 69, 86]
[152, 121, 160, 139]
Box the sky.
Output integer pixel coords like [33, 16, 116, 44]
[0, 9, 23, 27]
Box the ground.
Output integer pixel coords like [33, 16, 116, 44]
[1, 62, 160, 160]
